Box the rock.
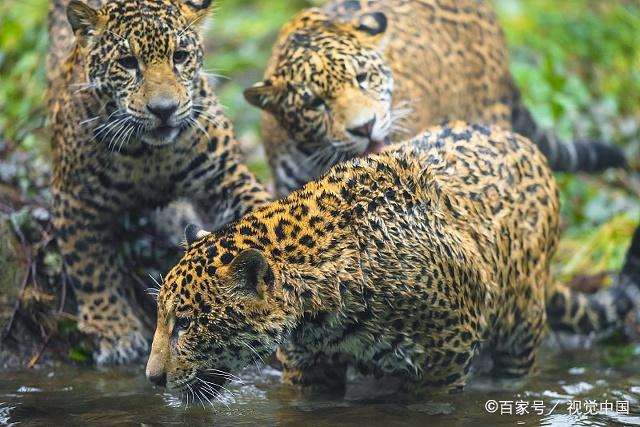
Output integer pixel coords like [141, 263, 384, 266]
[624, 308, 640, 343]
[0, 218, 27, 324]
[0, 217, 32, 368]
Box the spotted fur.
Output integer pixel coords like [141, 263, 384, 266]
[47, 0, 271, 365]
[245, 0, 626, 196]
[146, 122, 638, 398]
[147, 123, 640, 396]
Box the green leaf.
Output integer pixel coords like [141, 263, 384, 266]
[69, 346, 93, 363]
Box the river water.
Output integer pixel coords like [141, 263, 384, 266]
[1, 342, 639, 426]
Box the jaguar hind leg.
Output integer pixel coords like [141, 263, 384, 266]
[490, 309, 545, 378]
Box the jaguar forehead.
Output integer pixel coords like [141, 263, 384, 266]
[100, 1, 203, 42]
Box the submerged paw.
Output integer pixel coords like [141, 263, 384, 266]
[95, 331, 150, 366]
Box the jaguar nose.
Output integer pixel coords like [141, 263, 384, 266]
[147, 371, 167, 388]
[347, 117, 376, 139]
[147, 99, 179, 123]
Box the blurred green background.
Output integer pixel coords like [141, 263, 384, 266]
[0, 0, 638, 283]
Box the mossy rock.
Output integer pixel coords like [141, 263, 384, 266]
[0, 217, 27, 323]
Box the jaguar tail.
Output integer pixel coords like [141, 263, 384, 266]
[509, 82, 627, 173]
[47, 0, 75, 85]
[546, 223, 640, 336]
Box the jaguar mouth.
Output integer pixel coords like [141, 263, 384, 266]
[152, 125, 178, 139]
[184, 368, 231, 402]
[142, 125, 181, 146]
[359, 136, 391, 157]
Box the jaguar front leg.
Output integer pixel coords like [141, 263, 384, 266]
[181, 96, 272, 229]
[277, 344, 348, 394]
[191, 155, 272, 230]
[53, 190, 151, 365]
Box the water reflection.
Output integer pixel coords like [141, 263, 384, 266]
[1, 347, 639, 426]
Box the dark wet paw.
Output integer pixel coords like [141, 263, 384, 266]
[95, 330, 150, 366]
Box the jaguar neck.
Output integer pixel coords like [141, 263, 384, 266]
[206, 181, 363, 323]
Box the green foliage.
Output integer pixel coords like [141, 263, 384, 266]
[207, 0, 309, 136]
[497, 1, 640, 125]
[68, 345, 93, 363]
[0, 0, 49, 147]
[58, 318, 93, 363]
[600, 335, 639, 367]
[494, 1, 640, 277]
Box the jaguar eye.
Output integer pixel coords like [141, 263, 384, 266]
[356, 72, 368, 85]
[173, 50, 189, 65]
[118, 56, 138, 70]
[173, 316, 191, 335]
[307, 96, 326, 109]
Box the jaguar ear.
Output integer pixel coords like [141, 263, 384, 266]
[67, 1, 105, 47]
[244, 80, 279, 112]
[179, 0, 214, 29]
[184, 224, 211, 248]
[351, 12, 388, 48]
[227, 249, 274, 300]
[289, 8, 332, 29]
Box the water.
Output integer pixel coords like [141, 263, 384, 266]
[1, 345, 640, 426]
